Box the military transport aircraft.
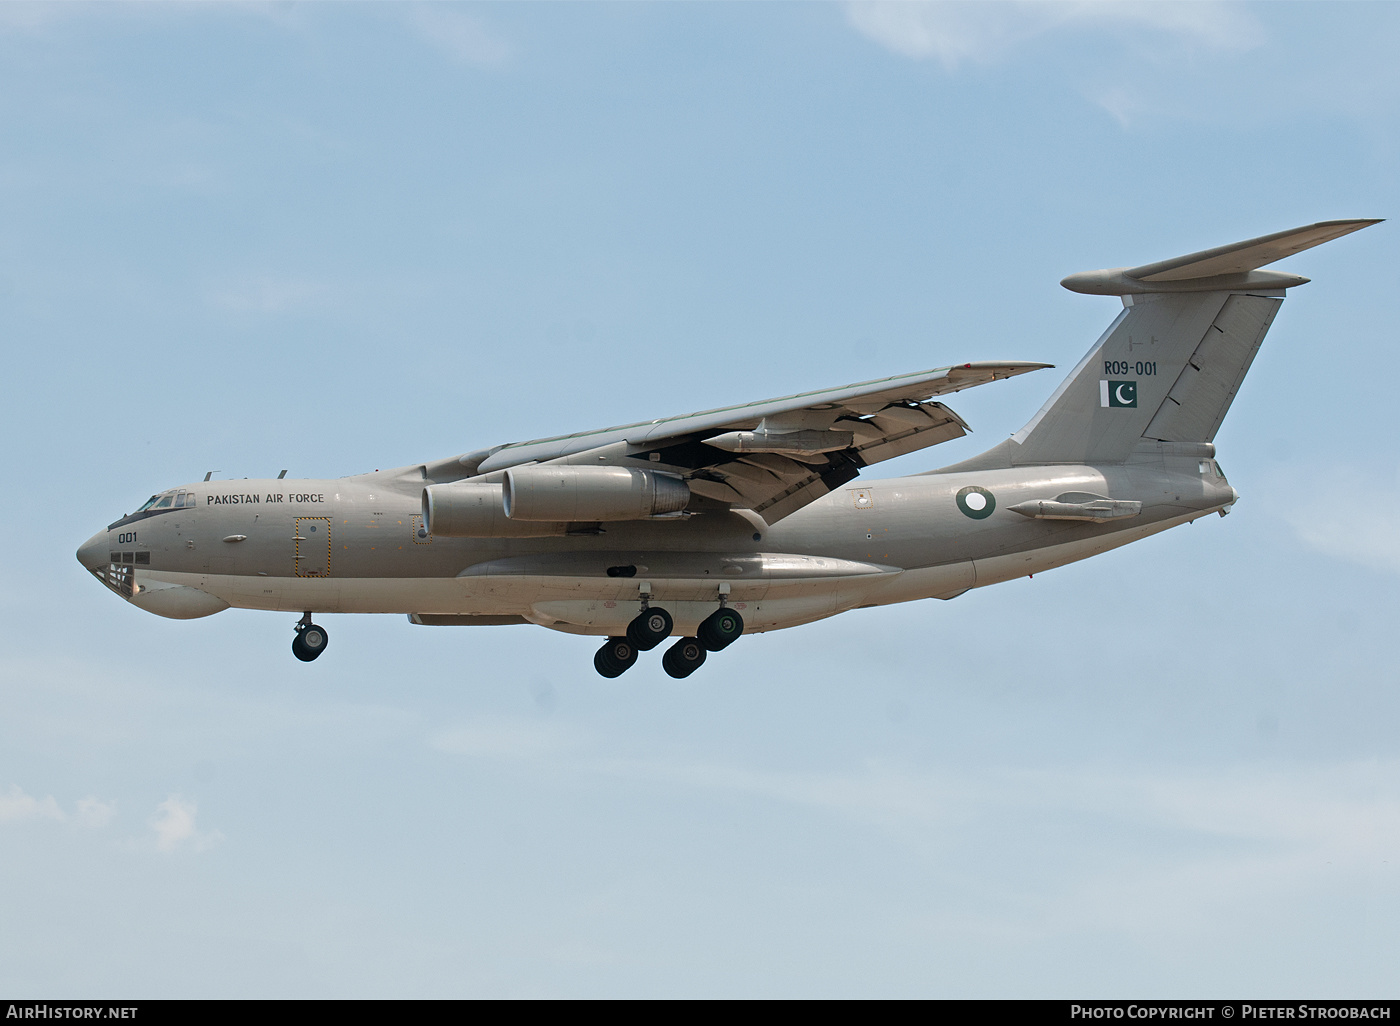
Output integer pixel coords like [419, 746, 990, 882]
[78, 220, 1379, 678]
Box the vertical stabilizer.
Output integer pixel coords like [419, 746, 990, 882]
[1009, 289, 1278, 464]
[1003, 220, 1379, 466]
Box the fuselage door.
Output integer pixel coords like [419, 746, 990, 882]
[294, 517, 332, 577]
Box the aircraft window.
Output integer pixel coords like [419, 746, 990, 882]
[154, 495, 174, 509]
[175, 493, 186, 508]
[137, 496, 161, 512]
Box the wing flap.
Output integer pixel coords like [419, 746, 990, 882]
[454, 362, 1048, 523]
[476, 361, 1049, 473]
[852, 403, 968, 465]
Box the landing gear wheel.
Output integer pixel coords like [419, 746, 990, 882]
[697, 607, 744, 651]
[626, 607, 673, 651]
[661, 637, 707, 679]
[292, 623, 328, 662]
[593, 637, 639, 678]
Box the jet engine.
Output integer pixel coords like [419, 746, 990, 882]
[423, 467, 691, 536]
[422, 482, 568, 538]
[504, 466, 690, 522]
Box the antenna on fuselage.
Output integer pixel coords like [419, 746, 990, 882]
[278, 470, 288, 479]
[204, 471, 214, 481]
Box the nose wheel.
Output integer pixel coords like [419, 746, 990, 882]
[292, 614, 329, 662]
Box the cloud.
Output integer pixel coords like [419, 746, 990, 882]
[1030, 763, 1400, 935]
[628, 756, 1400, 937]
[0, 786, 116, 828]
[594, 757, 956, 831]
[0, 784, 66, 824]
[205, 275, 336, 315]
[1263, 467, 1400, 576]
[430, 716, 586, 761]
[846, 1, 1263, 70]
[150, 795, 222, 853]
[408, 4, 512, 68]
[75, 796, 117, 829]
[426, 711, 1400, 934]
[429, 720, 1400, 870]
[0, 1, 81, 34]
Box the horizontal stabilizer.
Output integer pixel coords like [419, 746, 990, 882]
[1062, 219, 1382, 296]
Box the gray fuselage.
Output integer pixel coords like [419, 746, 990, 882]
[78, 453, 1235, 636]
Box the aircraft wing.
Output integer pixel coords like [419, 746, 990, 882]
[467, 361, 1050, 523]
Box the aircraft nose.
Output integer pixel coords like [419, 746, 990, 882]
[77, 531, 108, 571]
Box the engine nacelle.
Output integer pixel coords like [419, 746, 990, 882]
[422, 483, 567, 538]
[503, 466, 690, 522]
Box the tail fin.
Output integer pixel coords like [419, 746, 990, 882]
[1007, 219, 1379, 466]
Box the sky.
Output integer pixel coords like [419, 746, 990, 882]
[2, 0, 1398, 998]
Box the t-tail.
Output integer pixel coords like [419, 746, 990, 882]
[952, 219, 1381, 470]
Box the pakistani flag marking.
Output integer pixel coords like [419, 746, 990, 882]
[1100, 380, 1137, 408]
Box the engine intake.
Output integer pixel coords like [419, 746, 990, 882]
[504, 466, 690, 522]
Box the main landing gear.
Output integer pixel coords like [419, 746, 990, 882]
[593, 637, 638, 678]
[292, 612, 329, 662]
[592, 587, 743, 679]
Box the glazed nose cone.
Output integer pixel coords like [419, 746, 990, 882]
[77, 531, 108, 571]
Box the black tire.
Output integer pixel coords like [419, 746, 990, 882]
[697, 607, 744, 651]
[626, 607, 673, 651]
[661, 637, 706, 679]
[593, 637, 638, 678]
[293, 623, 328, 662]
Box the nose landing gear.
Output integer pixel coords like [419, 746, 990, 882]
[292, 612, 329, 662]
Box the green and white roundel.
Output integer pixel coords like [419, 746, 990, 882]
[956, 485, 996, 519]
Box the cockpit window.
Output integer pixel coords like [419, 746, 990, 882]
[175, 492, 188, 508]
[136, 495, 161, 512]
[154, 495, 174, 509]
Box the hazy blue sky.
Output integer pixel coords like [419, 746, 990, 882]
[3, 1, 1398, 997]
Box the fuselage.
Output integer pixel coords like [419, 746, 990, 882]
[77, 454, 1236, 637]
